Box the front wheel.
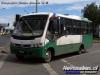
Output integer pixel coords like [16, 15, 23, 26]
[44, 50, 52, 63]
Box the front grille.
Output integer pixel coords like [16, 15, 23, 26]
[15, 44, 21, 47]
[14, 44, 31, 47]
[12, 35, 42, 40]
[12, 35, 35, 40]
[23, 45, 31, 47]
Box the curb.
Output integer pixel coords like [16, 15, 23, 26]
[0, 46, 10, 54]
[93, 40, 100, 43]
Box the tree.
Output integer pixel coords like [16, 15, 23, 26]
[82, 2, 99, 24]
[82, 2, 100, 37]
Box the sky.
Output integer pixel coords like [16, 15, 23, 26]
[0, 0, 100, 29]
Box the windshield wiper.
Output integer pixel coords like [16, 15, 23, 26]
[21, 18, 34, 36]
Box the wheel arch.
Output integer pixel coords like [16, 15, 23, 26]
[80, 43, 85, 50]
[47, 47, 55, 57]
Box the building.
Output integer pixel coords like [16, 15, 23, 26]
[0, 23, 10, 35]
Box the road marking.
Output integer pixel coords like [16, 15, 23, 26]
[61, 50, 100, 75]
[43, 63, 58, 75]
[61, 59, 86, 75]
[0, 54, 8, 70]
[61, 59, 74, 66]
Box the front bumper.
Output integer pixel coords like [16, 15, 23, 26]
[10, 44, 46, 58]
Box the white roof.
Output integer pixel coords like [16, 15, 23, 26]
[22, 12, 91, 22]
[56, 14, 81, 20]
[22, 12, 53, 17]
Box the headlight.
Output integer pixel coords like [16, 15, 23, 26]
[37, 43, 43, 47]
[31, 43, 43, 48]
[30, 44, 34, 47]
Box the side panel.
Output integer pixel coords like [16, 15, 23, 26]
[55, 43, 81, 56]
[55, 35, 82, 56]
[82, 34, 93, 49]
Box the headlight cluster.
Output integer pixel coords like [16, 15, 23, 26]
[30, 43, 43, 48]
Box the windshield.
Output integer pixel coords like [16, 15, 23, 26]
[13, 15, 48, 37]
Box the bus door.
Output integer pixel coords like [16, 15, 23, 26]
[46, 17, 59, 52]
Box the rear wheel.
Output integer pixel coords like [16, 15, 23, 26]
[44, 50, 52, 63]
[78, 45, 87, 54]
[78, 48, 83, 54]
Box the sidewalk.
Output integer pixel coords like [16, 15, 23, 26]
[93, 40, 100, 43]
[0, 44, 10, 54]
[0, 34, 10, 54]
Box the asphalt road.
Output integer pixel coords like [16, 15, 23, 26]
[0, 35, 100, 75]
[0, 35, 10, 46]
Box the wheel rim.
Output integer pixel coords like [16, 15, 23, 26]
[45, 51, 51, 62]
[79, 50, 82, 54]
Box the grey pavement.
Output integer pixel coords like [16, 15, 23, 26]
[0, 35, 10, 53]
[0, 35, 100, 75]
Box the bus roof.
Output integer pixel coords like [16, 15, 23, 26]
[81, 17, 92, 22]
[22, 12, 53, 16]
[56, 14, 81, 20]
[22, 12, 91, 22]
[56, 14, 91, 22]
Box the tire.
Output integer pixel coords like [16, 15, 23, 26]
[44, 50, 52, 63]
[78, 45, 87, 54]
[16, 54, 24, 60]
[78, 47, 83, 54]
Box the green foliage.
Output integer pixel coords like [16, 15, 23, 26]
[82, 2, 100, 25]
